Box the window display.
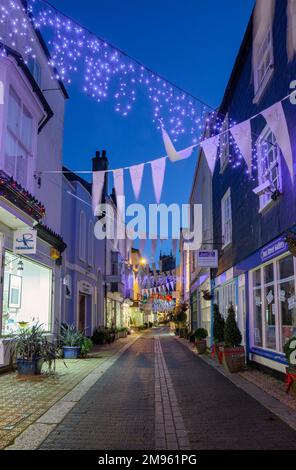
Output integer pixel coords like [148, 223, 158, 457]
[2, 251, 52, 335]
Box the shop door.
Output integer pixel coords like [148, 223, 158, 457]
[78, 294, 86, 332]
[239, 286, 246, 346]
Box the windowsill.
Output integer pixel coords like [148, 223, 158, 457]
[222, 240, 232, 250]
[258, 198, 275, 215]
[253, 66, 274, 105]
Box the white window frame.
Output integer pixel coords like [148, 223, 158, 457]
[5, 86, 35, 189]
[257, 126, 281, 212]
[221, 187, 232, 248]
[219, 114, 229, 172]
[88, 220, 94, 267]
[79, 211, 86, 262]
[253, 28, 274, 103]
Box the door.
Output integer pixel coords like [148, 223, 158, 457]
[78, 294, 86, 332]
[238, 286, 246, 346]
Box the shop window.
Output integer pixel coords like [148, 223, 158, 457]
[79, 211, 86, 261]
[217, 281, 235, 319]
[5, 87, 34, 188]
[257, 127, 281, 211]
[253, 269, 263, 346]
[263, 263, 276, 350]
[277, 255, 296, 351]
[2, 251, 52, 335]
[253, 28, 274, 102]
[221, 188, 232, 247]
[219, 115, 229, 172]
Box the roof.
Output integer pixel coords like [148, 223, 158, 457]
[63, 167, 92, 194]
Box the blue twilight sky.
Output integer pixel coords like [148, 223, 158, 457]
[47, 0, 254, 259]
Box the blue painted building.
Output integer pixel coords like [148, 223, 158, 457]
[61, 166, 105, 336]
[211, 0, 296, 373]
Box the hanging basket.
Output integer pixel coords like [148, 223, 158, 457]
[285, 233, 296, 257]
[202, 289, 212, 301]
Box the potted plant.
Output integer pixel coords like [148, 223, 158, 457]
[59, 324, 83, 359]
[195, 328, 208, 354]
[14, 324, 57, 375]
[221, 304, 245, 373]
[284, 337, 296, 397]
[212, 304, 225, 362]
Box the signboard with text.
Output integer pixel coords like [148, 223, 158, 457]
[13, 229, 37, 255]
[197, 250, 218, 268]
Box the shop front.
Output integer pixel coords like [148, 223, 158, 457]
[245, 236, 296, 372]
[2, 250, 52, 335]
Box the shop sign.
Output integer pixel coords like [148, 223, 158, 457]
[79, 281, 91, 295]
[197, 250, 218, 268]
[260, 237, 287, 263]
[13, 229, 37, 255]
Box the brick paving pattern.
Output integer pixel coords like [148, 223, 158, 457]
[154, 336, 190, 450]
[161, 336, 296, 449]
[0, 336, 135, 450]
[40, 334, 155, 450]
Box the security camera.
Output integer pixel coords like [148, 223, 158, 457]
[253, 180, 275, 196]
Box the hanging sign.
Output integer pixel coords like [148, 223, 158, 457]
[13, 229, 37, 255]
[197, 250, 218, 268]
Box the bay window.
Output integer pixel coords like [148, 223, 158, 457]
[251, 254, 296, 353]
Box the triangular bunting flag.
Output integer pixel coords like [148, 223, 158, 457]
[230, 119, 253, 173]
[92, 171, 106, 216]
[261, 102, 294, 182]
[170, 281, 174, 290]
[162, 127, 195, 162]
[129, 163, 144, 201]
[151, 157, 166, 203]
[113, 168, 124, 203]
[172, 238, 178, 257]
[200, 135, 219, 174]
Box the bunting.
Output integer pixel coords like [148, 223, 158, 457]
[129, 163, 145, 201]
[151, 157, 166, 203]
[162, 127, 195, 162]
[230, 119, 253, 173]
[261, 102, 294, 182]
[200, 135, 219, 174]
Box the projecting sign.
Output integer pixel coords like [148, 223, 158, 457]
[13, 229, 37, 255]
[197, 250, 218, 268]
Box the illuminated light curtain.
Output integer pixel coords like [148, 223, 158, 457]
[129, 163, 144, 201]
[161, 127, 195, 162]
[151, 157, 166, 203]
[287, 0, 296, 62]
[261, 102, 294, 182]
[92, 171, 106, 215]
[200, 135, 219, 174]
[230, 119, 253, 173]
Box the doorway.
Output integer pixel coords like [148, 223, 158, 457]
[78, 293, 86, 332]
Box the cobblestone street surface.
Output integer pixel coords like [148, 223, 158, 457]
[38, 328, 296, 450]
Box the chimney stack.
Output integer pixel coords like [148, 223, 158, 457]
[92, 149, 109, 201]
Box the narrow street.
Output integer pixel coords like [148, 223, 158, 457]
[39, 328, 296, 451]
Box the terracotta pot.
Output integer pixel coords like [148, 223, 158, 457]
[286, 366, 296, 397]
[196, 339, 207, 354]
[221, 346, 245, 373]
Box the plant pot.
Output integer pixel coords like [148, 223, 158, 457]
[221, 346, 245, 373]
[196, 339, 207, 354]
[16, 358, 44, 375]
[286, 366, 296, 397]
[63, 346, 80, 359]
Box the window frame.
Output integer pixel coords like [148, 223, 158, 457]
[253, 27, 274, 103]
[79, 211, 87, 262]
[219, 114, 230, 173]
[88, 220, 94, 267]
[256, 125, 282, 212]
[221, 187, 232, 249]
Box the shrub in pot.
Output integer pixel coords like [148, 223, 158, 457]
[14, 323, 57, 376]
[213, 304, 225, 362]
[195, 328, 208, 354]
[284, 337, 296, 397]
[221, 304, 245, 373]
[59, 324, 83, 359]
[92, 327, 108, 345]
